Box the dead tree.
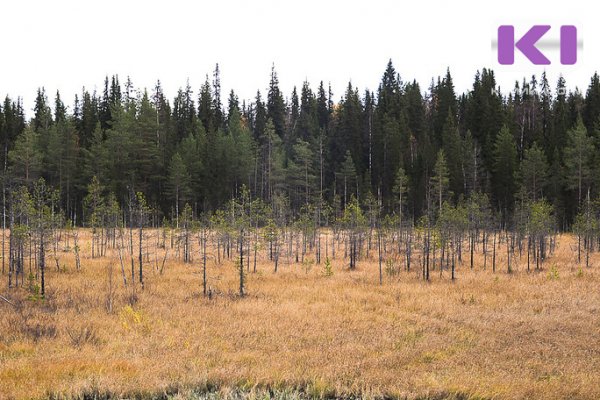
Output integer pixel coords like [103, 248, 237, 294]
[239, 228, 245, 297]
[136, 192, 149, 289]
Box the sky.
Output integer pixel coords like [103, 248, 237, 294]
[0, 0, 596, 116]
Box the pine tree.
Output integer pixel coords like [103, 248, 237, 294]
[166, 152, 191, 224]
[178, 128, 205, 207]
[430, 149, 450, 214]
[441, 110, 463, 198]
[338, 150, 357, 206]
[82, 124, 109, 189]
[9, 126, 42, 186]
[288, 139, 316, 208]
[492, 125, 518, 215]
[260, 119, 285, 202]
[520, 143, 548, 202]
[103, 100, 136, 196]
[84, 176, 104, 258]
[134, 90, 162, 201]
[393, 166, 409, 220]
[230, 113, 255, 192]
[564, 116, 594, 208]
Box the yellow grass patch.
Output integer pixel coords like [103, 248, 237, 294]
[0, 230, 599, 399]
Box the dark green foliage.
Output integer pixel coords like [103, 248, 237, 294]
[2, 63, 600, 229]
[520, 143, 549, 202]
[492, 126, 518, 217]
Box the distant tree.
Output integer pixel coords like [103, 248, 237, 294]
[288, 139, 316, 208]
[341, 196, 366, 270]
[492, 125, 518, 216]
[84, 176, 105, 258]
[337, 150, 358, 207]
[583, 72, 600, 132]
[393, 165, 409, 221]
[135, 192, 149, 288]
[572, 195, 597, 268]
[527, 200, 554, 270]
[31, 178, 56, 298]
[260, 119, 285, 202]
[267, 65, 287, 139]
[564, 116, 594, 208]
[430, 150, 450, 215]
[9, 126, 42, 186]
[437, 201, 467, 280]
[441, 110, 464, 198]
[520, 143, 548, 202]
[166, 152, 191, 226]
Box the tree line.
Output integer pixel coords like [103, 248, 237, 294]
[2, 61, 600, 229]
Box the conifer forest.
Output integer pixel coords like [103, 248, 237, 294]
[3, 63, 600, 228]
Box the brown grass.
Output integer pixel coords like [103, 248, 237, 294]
[0, 230, 599, 399]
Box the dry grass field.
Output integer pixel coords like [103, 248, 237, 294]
[1, 230, 599, 399]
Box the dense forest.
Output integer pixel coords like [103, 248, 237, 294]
[1, 61, 600, 229]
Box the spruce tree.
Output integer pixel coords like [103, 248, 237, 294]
[492, 125, 518, 215]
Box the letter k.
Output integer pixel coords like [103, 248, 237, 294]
[498, 25, 551, 65]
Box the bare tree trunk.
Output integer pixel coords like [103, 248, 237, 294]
[138, 204, 144, 289]
[492, 231, 496, 273]
[470, 232, 474, 270]
[203, 230, 207, 296]
[378, 229, 382, 285]
[253, 229, 258, 273]
[239, 229, 244, 297]
[40, 231, 45, 298]
[506, 231, 511, 273]
[117, 242, 128, 286]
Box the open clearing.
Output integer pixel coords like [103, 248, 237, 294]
[1, 231, 599, 400]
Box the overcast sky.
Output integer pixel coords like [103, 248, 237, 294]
[0, 0, 596, 116]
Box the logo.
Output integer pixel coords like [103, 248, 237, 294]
[497, 25, 577, 65]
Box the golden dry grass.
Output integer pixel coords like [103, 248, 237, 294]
[0, 230, 599, 399]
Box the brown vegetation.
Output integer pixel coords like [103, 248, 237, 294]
[0, 230, 599, 400]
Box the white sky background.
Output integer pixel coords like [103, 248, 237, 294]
[0, 0, 597, 116]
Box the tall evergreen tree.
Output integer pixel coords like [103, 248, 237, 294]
[520, 142, 548, 202]
[564, 116, 594, 209]
[9, 126, 42, 186]
[492, 125, 518, 215]
[583, 72, 600, 132]
[267, 65, 286, 138]
[430, 149, 450, 214]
